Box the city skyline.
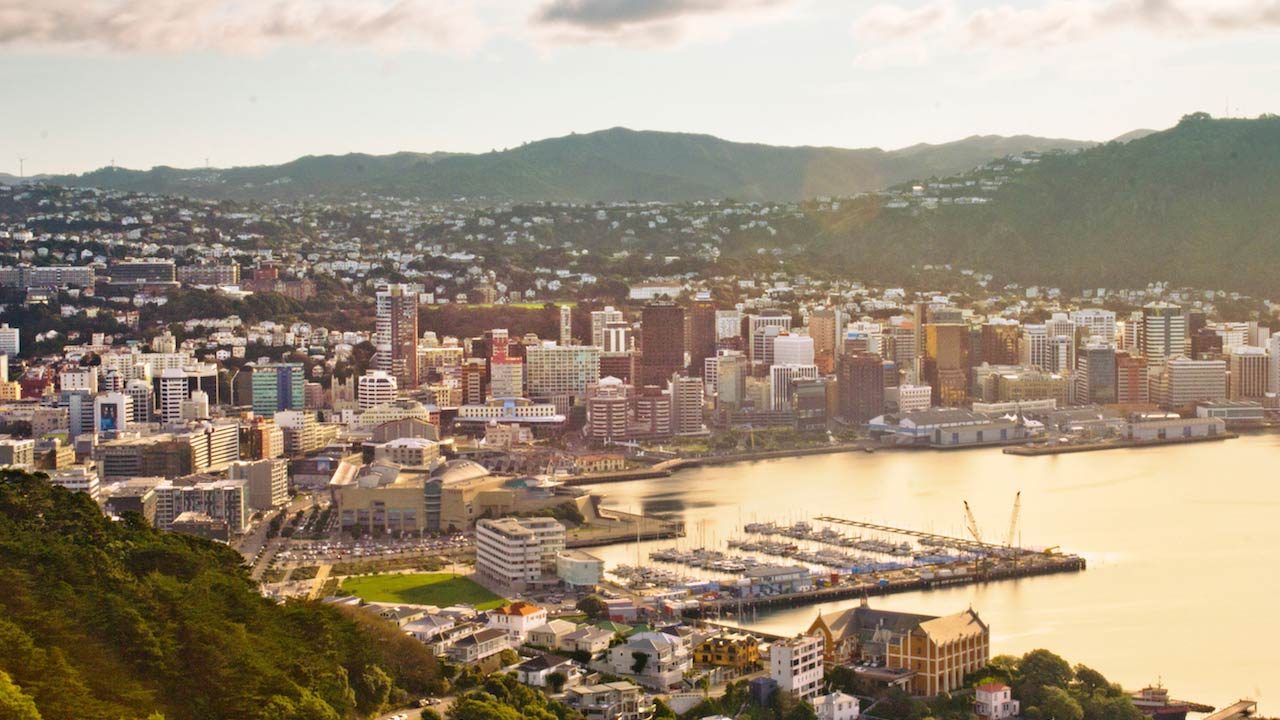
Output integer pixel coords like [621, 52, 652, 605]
[4, 0, 1280, 174]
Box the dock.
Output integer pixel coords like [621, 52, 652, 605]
[688, 554, 1086, 613]
[1203, 701, 1257, 720]
[1003, 433, 1237, 456]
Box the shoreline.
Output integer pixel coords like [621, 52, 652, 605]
[570, 425, 1269, 486]
[564, 442, 882, 486]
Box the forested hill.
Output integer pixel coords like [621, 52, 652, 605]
[803, 114, 1280, 294]
[34, 127, 1092, 202]
[0, 470, 441, 720]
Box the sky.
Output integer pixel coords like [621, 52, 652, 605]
[3, 0, 1280, 175]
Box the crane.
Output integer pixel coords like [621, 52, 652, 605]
[1004, 491, 1021, 548]
[962, 500, 983, 546]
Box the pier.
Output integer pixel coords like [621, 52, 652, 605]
[1003, 433, 1237, 456]
[689, 554, 1086, 613]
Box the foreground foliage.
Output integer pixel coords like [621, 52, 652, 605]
[0, 471, 442, 720]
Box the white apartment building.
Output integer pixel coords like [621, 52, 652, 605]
[770, 634, 824, 701]
[357, 370, 398, 410]
[475, 516, 566, 591]
[591, 306, 624, 348]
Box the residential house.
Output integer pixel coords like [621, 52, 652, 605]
[528, 619, 579, 650]
[975, 683, 1020, 720]
[447, 627, 509, 666]
[487, 601, 548, 643]
[815, 691, 860, 720]
[515, 654, 582, 688]
[693, 631, 761, 670]
[564, 681, 655, 720]
[607, 631, 691, 690]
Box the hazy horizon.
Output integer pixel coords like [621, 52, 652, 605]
[4, 0, 1280, 175]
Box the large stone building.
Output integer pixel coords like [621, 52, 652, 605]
[808, 602, 989, 697]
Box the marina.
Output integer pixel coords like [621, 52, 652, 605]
[579, 433, 1280, 704]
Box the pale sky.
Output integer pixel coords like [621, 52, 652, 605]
[3, 0, 1279, 175]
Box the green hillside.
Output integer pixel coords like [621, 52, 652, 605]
[38, 127, 1091, 202]
[0, 470, 441, 720]
[803, 114, 1280, 294]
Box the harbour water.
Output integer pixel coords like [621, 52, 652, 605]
[581, 433, 1280, 705]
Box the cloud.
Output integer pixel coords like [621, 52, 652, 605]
[852, 0, 1280, 49]
[530, 0, 796, 46]
[0, 0, 488, 54]
[852, 0, 954, 40]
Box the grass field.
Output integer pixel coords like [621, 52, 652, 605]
[339, 573, 507, 610]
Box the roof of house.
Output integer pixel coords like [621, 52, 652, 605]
[492, 600, 544, 617]
[517, 654, 572, 673]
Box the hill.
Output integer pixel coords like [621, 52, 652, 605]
[0, 470, 442, 720]
[33, 127, 1093, 202]
[801, 113, 1280, 294]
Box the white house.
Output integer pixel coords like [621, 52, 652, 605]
[815, 691, 860, 720]
[975, 683, 1020, 720]
[486, 601, 548, 643]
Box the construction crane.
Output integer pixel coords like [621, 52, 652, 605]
[962, 500, 988, 574]
[962, 500, 983, 546]
[1004, 491, 1021, 548]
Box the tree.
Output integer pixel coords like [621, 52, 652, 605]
[546, 672, 567, 694]
[576, 595, 608, 620]
[631, 651, 649, 675]
[1017, 649, 1074, 708]
[1039, 687, 1084, 720]
[0, 671, 41, 720]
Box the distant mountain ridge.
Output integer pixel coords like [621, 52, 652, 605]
[803, 114, 1280, 294]
[23, 127, 1098, 202]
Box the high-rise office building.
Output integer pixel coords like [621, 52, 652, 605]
[1142, 302, 1187, 366]
[809, 309, 841, 360]
[924, 324, 969, 407]
[748, 311, 792, 364]
[250, 363, 304, 418]
[837, 352, 885, 424]
[688, 300, 717, 378]
[1071, 309, 1117, 345]
[1075, 344, 1117, 405]
[376, 284, 419, 389]
[773, 334, 816, 366]
[357, 370, 399, 410]
[980, 320, 1021, 366]
[1229, 346, 1269, 400]
[639, 302, 685, 386]
[1115, 352, 1150, 405]
[669, 375, 705, 436]
[715, 352, 749, 410]
[525, 344, 601, 401]
[770, 364, 818, 411]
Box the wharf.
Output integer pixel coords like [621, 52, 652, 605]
[1203, 701, 1257, 720]
[564, 444, 874, 486]
[689, 554, 1086, 614]
[1003, 433, 1237, 456]
[565, 508, 684, 549]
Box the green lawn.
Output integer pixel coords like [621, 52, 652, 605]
[339, 573, 507, 610]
